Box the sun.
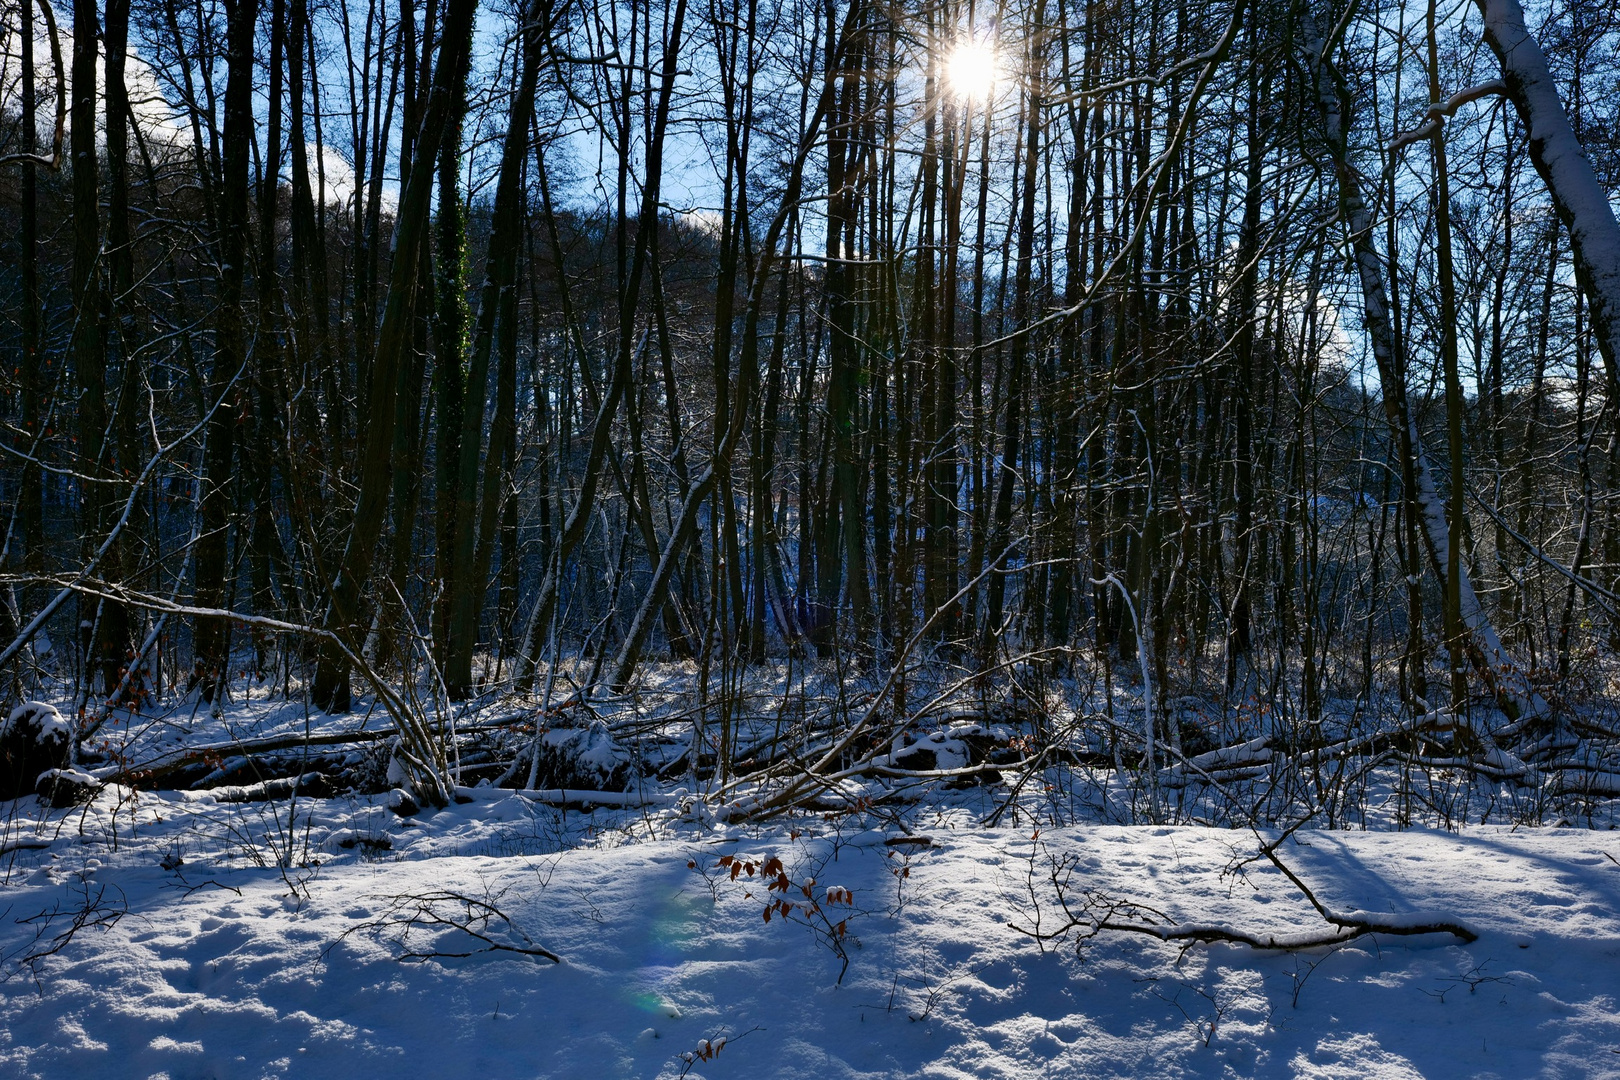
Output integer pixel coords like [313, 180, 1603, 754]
[946, 38, 999, 101]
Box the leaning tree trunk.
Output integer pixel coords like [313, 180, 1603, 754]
[1474, 0, 1620, 400]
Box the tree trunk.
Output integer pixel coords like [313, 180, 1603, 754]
[1475, 0, 1620, 397]
[71, 0, 122, 694]
[442, 0, 544, 698]
[311, 0, 480, 713]
[193, 0, 261, 703]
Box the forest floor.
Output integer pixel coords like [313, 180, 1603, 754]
[1, 675, 1618, 1079]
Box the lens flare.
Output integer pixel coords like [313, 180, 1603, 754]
[946, 39, 998, 101]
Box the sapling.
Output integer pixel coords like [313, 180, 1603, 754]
[330, 880, 560, 964]
[709, 846, 863, 983]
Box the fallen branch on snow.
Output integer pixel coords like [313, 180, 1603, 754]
[1009, 837, 1476, 955]
[329, 888, 560, 965]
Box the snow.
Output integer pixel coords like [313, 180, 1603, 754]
[0, 670, 1616, 1078]
[535, 719, 631, 786]
[1, 782, 1618, 1078]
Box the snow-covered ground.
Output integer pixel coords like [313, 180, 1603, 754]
[2, 778, 1618, 1079]
[2, 667, 1618, 1079]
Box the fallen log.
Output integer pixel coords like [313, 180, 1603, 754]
[184, 772, 338, 804]
[453, 784, 680, 809]
[97, 712, 534, 789]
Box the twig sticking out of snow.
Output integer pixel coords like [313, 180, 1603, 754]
[674, 1026, 762, 1079]
[2, 880, 128, 988]
[1089, 905, 1477, 951]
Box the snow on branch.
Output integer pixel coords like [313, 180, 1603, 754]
[1387, 80, 1507, 154]
[1476, 0, 1620, 379]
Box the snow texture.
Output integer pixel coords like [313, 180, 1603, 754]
[1, 680, 1615, 1079]
[0, 795, 1616, 1080]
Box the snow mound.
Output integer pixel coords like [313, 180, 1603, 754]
[36, 766, 102, 808]
[5, 701, 69, 743]
[880, 722, 1012, 778]
[2, 701, 71, 800]
[519, 719, 632, 791]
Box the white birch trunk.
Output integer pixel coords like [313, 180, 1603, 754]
[1476, 0, 1620, 382]
[1303, 14, 1551, 727]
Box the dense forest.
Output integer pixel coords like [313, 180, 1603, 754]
[3, 0, 1620, 817]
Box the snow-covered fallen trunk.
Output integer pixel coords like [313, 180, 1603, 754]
[1409, 455, 1549, 728]
[1475, 0, 1620, 385]
[1303, 10, 1549, 728]
[183, 771, 338, 803]
[452, 784, 681, 808]
[97, 729, 393, 786]
[1160, 736, 1272, 788]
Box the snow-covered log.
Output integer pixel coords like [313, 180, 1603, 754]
[185, 772, 339, 804]
[476, 786, 679, 809]
[1475, 0, 1620, 384]
[1303, 12, 1550, 727]
[1091, 908, 1477, 949]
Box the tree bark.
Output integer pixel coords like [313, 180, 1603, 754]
[1475, 0, 1620, 396]
[441, 0, 545, 698]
